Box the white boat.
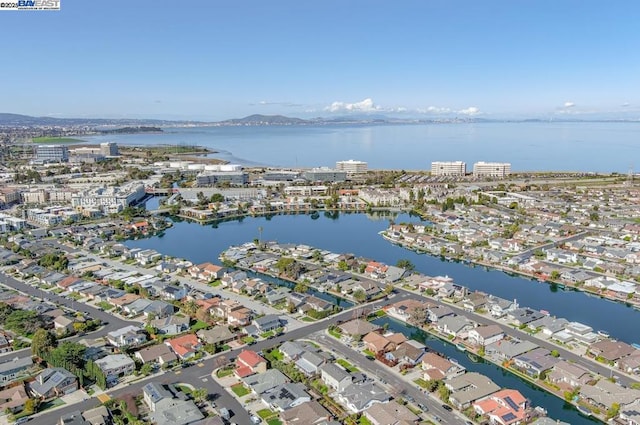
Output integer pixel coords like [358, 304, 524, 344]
[597, 330, 610, 338]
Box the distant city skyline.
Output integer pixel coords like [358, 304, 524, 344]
[1, 0, 638, 120]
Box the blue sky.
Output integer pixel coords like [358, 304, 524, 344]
[1, 0, 638, 120]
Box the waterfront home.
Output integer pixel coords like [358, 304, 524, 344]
[486, 340, 538, 361]
[29, 367, 77, 399]
[426, 304, 455, 323]
[363, 332, 406, 355]
[473, 389, 528, 425]
[467, 325, 505, 347]
[280, 400, 333, 425]
[106, 325, 147, 348]
[235, 349, 268, 378]
[513, 347, 559, 378]
[620, 399, 640, 425]
[487, 296, 519, 318]
[165, 334, 201, 360]
[386, 340, 426, 365]
[363, 401, 420, 425]
[0, 384, 28, 414]
[461, 291, 490, 311]
[338, 319, 381, 339]
[262, 383, 311, 412]
[579, 379, 640, 410]
[422, 352, 465, 381]
[436, 315, 473, 338]
[588, 340, 636, 366]
[243, 369, 288, 395]
[134, 344, 177, 366]
[527, 316, 569, 337]
[619, 351, 640, 374]
[188, 262, 226, 281]
[445, 372, 501, 409]
[384, 299, 431, 324]
[336, 381, 390, 413]
[221, 270, 247, 287]
[547, 360, 592, 388]
[507, 308, 545, 326]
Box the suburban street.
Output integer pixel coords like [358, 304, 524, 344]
[309, 331, 470, 425]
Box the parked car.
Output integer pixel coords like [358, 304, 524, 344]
[442, 404, 453, 412]
[418, 403, 429, 412]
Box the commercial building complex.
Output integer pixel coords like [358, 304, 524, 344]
[303, 167, 347, 183]
[35, 145, 69, 163]
[473, 161, 512, 178]
[431, 161, 467, 176]
[336, 159, 368, 174]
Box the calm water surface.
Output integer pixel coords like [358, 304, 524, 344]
[83, 122, 640, 172]
[126, 212, 640, 343]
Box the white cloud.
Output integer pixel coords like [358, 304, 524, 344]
[252, 100, 302, 107]
[417, 106, 452, 114]
[325, 98, 381, 113]
[458, 106, 481, 116]
[563, 101, 575, 108]
[622, 102, 630, 107]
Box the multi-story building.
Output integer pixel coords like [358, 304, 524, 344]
[303, 167, 347, 183]
[431, 161, 466, 176]
[71, 182, 145, 214]
[336, 159, 368, 174]
[0, 188, 21, 207]
[35, 145, 69, 163]
[21, 189, 48, 204]
[473, 161, 511, 178]
[195, 171, 248, 187]
[100, 142, 119, 157]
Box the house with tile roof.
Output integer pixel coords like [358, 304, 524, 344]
[473, 389, 528, 425]
[235, 349, 267, 378]
[165, 334, 201, 360]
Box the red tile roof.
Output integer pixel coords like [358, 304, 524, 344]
[237, 349, 266, 367]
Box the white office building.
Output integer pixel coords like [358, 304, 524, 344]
[473, 162, 511, 178]
[431, 161, 467, 176]
[71, 182, 146, 214]
[35, 145, 69, 163]
[336, 160, 368, 174]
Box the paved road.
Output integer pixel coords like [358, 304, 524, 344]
[0, 271, 139, 360]
[310, 332, 466, 425]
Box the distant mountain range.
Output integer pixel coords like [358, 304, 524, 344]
[1, 112, 638, 129]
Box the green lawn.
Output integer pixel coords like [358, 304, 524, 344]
[270, 349, 284, 361]
[32, 136, 86, 144]
[267, 419, 282, 425]
[363, 348, 376, 357]
[301, 316, 316, 322]
[216, 367, 234, 378]
[257, 408, 277, 419]
[231, 383, 250, 397]
[260, 330, 274, 339]
[359, 416, 373, 425]
[328, 328, 342, 338]
[176, 385, 193, 395]
[96, 301, 114, 311]
[413, 378, 429, 389]
[190, 320, 209, 331]
[336, 358, 359, 372]
[210, 280, 222, 287]
[242, 336, 256, 345]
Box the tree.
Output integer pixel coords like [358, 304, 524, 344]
[396, 259, 415, 271]
[31, 329, 57, 358]
[408, 307, 427, 326]
[438, 384, 451, 402]
[140, 363, 153, 376]
[337, 260, 349, 271]
[192, 387, 208, 403]
[550, 349, 560, 358]
[183, 300, 198, 316]
[353, 289, 366, 303]
[294, 282, 308, 293]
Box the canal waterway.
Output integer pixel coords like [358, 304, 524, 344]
[126, 211, 640, 344]
[373, 316, 599, 425]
